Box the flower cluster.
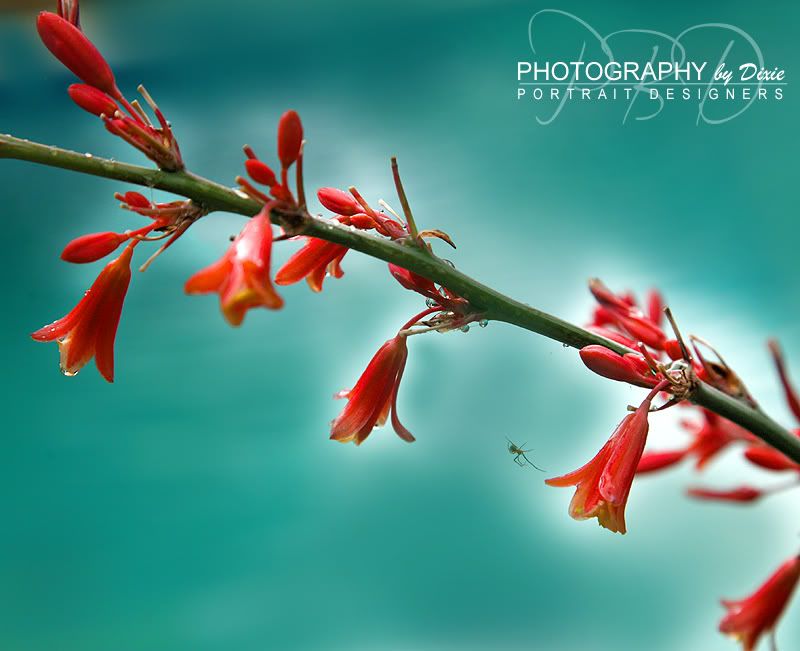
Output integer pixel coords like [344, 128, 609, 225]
[551, 279, 800, 648]
[37, 8, 182, 171]
[25, 4, 800, 650]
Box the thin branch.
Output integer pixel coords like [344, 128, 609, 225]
[3, 133, 799, 463]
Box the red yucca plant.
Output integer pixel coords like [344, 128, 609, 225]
[1, 3, 798, 649]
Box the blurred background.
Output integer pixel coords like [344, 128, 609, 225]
[1, 1, 799, 649]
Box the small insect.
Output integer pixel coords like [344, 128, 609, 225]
[506, 438, 543, 470]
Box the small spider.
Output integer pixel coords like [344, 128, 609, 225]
[506, 438, 543, 471]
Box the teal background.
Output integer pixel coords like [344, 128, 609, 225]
[1, 1, 799, 649]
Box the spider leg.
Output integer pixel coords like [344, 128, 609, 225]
[521, 453, 544, 472]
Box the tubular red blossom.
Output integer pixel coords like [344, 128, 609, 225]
[744, 445, 800, 472]
[61, 231, 128, 264]
[636, 449, 687, 474]
[687, 486, 763, 503]
[330, 335, 414, 445]
[277, 110, 303, 169]
[579, 345, 658, 388]
[589, 279, 666, 349]
[317, 187, 362, 216]
[31, 243, 134, 382]
[719, 556, 800, 651]
[37, 12, 117, 96]
[184, 207, 283, 325]
[274, 237, 349, 292]
[769, 340, 800, 425]
[545, 384, 664, 534]
[68, 84, 118, 117]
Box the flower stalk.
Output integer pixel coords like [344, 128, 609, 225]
[2, 132, 799, 464]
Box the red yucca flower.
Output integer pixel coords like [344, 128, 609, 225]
[31, 243, 134, 382]
[720, 556, 800, 651]
[275, 237, 348, 292]
[545, 383, 664, 534]
[330, 335, 414, 445]
[184, 207, 283, 325]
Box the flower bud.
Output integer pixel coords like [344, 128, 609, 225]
[245, 159, 277, 187]
[68, 83, 118, 117]
[37, 12, 117, 95]
[121, 192, 151, 209]
[277, 110, 303, 168]
[317, 187, 361, 216]
[579, 345, 656, 387]
[61, 232, 128, 264]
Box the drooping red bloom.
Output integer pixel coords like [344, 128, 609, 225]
[31, 243, 134, 382]
[275, 237, 348, 292]
[687, 486, 763, 503]
[330, 335, 414, 445]
[719, 556, 800, 651]
[589, 279, 666, 350]
[545, 384, 663, 534]
[184, 207, 283, 325]
[37, 12, 117, 96]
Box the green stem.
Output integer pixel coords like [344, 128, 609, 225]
[2, 133, 798, 463]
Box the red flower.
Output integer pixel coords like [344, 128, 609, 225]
[184, 207, 283, 325]
[275, 237, 348, 292]
[687, 486, 763, 503]
[330, 335, 414, 445]
[719, 556, 800, 651]
[636, 449, 687, 474]
[31, 243, 134, 382]
[744, 445, 800, 472]
[589, 279, 666, 350]
[545, 383, 663, 534]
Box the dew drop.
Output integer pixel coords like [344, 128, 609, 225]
[60, 366, 78, 377]
[425, 298, 438, 308]
[84, 152, 93, 158]
[460, 325, 470, 333]
[479, 319, 489, 328]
